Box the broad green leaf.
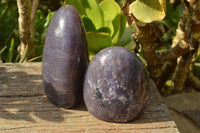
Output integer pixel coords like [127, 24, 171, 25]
[160, 20, 176, 33]
[160, 2, 183, 33]
[99, 0, 121, 35]
[65, 0, 86, 15]
[81, 16, 96, 32]
[81, 0, 104, 29]
[86, 32, 112, 53]
[166, 1, 182, 24]
[117, 27, 133, 47]
[116, 24, 136, 50]
[124, 41, 135, 50]
[130, 0, 166, 23]
[117, 27, 135, 50]
[97, 27, 111, 34]
[95, 0, 103, 3]
[6, 37, 15, 62]
[112, 13, 126, 45]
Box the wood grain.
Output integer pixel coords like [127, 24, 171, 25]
[0, 63, 179, 132]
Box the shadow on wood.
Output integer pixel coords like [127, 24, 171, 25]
[0, 63, 179, 132]
[0, 64, 69, 123]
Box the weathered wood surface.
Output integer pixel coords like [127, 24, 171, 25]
[0, 63, 179, 132]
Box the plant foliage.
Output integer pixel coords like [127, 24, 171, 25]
[129, 0, 166, 23]
[65, 0, 127, 53]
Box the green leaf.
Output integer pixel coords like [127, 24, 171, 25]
[33, 45, 44, 62]
[99, 0, 126, 45]
[115, 0, 124, 6]
[86, 32, 112, 53]
[0, 1, 18, 49]
[35, 10, 46, 34]
[112, 13, 126, 45]
[165, 2, 182, 23]
[99, 0, 121, 35]
[65, 0, 86, 15]
[6, 37, 15, 62]
[160, 20, 176, 33]
[116, 27, 135, 50]
[95, 0, 103, 3]
[130, 0, 166, 23]
[117, 27, 133, 47]
[81, 16, 96, 32]
[160, 2, 183, 33]
[19, 44, 29, 63]
[35, 10, 46, 45]
[44, 10, 55, 28]
[2, 24, 17, 48]
[15, 55, 20, 63]
[159, 0, 166, 12]
[0, 2, 7, 17]
[0, 45, 7, 55]
[97, 27, 111, 34]
[81, 0, 104, 29]
[89, 51, 96, 61]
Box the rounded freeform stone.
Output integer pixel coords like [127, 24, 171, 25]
[84, 46, 150, 122]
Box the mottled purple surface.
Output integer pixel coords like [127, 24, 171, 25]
[42, 5, 88, 108]
[84, 46, 150, 122]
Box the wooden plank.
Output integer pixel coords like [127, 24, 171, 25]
[0, 63, 179, 132]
